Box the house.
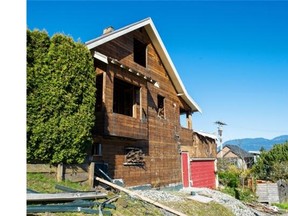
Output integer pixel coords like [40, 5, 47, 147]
[217, 144, 254, 169]
[86, 17, 217, 188]
[248, 150, 260, 163]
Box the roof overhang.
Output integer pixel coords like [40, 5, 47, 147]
[86, 17, 201, 113]
[194, 131, 218, 140]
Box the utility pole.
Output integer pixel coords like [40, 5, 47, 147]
[215, 121, 227, 158]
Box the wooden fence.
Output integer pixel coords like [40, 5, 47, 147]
[27, 163, 96, 187]
[256, 180, 288, 204]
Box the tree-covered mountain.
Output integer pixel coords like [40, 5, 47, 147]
[223, 135, 288, 152]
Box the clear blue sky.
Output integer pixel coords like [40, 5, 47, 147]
[26, 0, 288, 142]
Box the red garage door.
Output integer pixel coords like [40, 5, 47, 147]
[190, 160, 215, 188]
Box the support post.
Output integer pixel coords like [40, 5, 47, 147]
[186, 112, 192, 130]
[57, 163, 63, 182]
[88, 162, 95, 187]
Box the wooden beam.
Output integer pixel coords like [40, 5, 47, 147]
[95, 177, 187, 216]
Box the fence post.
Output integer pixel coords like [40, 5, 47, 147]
[57, 163, 63, 182]
[88, 162, 95, 187]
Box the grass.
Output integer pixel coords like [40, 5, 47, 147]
[27, 173, 91, 193]
[27, 173, 234, 216]
[273, 203, 288, 210]
[219, 186, 257, 203]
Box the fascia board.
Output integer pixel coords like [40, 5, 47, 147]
[145, 20, 202, 113]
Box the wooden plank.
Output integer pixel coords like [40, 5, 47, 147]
[27, 164, 56, 173]
[95, 177, 187, 216]
[27, 192, 107, 202]
[64, 164, 89, 174]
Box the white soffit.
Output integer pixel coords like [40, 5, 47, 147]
[194, 131, 218, 140]
[93, 51, 108, 64]
[85, 17, 202, 113]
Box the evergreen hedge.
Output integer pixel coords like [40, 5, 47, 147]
[27, 29, 96, 164]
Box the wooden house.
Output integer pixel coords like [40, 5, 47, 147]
[217, 144, 254, 169]
[85, 17, 217, 188]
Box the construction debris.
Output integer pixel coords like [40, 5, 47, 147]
[27, 205, 111, 215]
[27, 191, 107, 202]
[245, 202, 280, 214]
[27, 185, 112, 215]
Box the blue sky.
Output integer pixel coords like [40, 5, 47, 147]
[26, 0, 288, 142]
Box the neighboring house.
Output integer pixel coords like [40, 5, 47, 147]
[217, 144, 254, 169]
[85, 17, 217, 188]
[249, 150, 260, 163]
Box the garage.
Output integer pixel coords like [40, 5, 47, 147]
[190, 159, 216, 188]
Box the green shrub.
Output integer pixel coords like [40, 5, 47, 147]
[252, 142, 288, 181]
[218, 169, 240, 188]
[27, 29, 96, 164]
[218, 164, 256, 201]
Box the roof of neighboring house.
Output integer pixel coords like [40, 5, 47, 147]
[85, 17, 201, 113]
[223, 144, 253, 158]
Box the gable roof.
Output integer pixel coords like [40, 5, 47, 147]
[85, 17, 201, 113]
[224, 144, 253, 158]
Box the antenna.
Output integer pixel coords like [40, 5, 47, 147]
[215, 121, 227, 158]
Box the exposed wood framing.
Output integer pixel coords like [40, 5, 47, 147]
[107, 56, 159, 87]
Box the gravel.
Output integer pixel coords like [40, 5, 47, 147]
[134, 189, 184, 202]
[132, 187, 275, 216]
[194, 188, 257, 216]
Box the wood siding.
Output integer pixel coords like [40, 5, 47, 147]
[90, 28, 213, 187]
[180, 130, 217, 158]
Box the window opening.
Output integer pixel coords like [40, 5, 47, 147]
[134, 39, 147, 67]
[157, 95, 165, 118]
[124, 147, 145, 166]
[91, 143, 102, 156]
[113, 78, 140, 117]
[96, 74, 103, 112]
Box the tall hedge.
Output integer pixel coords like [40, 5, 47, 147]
[27, 29, 96, 164]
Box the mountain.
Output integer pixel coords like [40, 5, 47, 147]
[223, 135, 288, 152]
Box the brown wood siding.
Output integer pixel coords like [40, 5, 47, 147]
[106, 113, 148, 139]
[92, 137, 180, 187]
[180, 129, 217, 158]
[91, 27, 209, 187]
[92, 29, 187, 111]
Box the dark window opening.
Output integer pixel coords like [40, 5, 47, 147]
[91, 143, 102, 156]
[113, 78, 140, 117]
[96, 74, 103, 112]
[157, 95, 165, 118]
[134, 39, 146, 67]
